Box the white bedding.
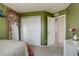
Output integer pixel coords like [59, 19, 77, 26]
[0, 40, 28, 56]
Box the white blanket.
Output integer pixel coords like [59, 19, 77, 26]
[0, 40, 28, 56]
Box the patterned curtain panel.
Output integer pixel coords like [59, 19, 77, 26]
[6, 7, 20, 40]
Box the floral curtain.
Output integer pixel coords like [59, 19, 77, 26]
[6, 7, 20, 40]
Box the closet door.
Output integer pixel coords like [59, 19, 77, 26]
[48, 17, 55, 46]
[21, 16, 41, 46]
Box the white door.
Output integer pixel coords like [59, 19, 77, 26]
[55, 15, 66, 47]
[48, 17, 55, 46]
[21, 16, 41, 46]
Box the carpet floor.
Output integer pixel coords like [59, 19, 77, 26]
[32, 45, 63, 56]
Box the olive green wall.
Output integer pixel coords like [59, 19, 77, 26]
[21, 11, 54, 46]
[21, 11, 53, 17]
[0, 4, 7, 39]
[66, 4, 79, 39]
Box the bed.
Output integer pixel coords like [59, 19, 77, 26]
[0, 40, 29, 56]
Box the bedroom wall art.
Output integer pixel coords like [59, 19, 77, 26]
[0, 10, 4, 17]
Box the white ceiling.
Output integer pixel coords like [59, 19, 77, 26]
[3, 3, 70, 13]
